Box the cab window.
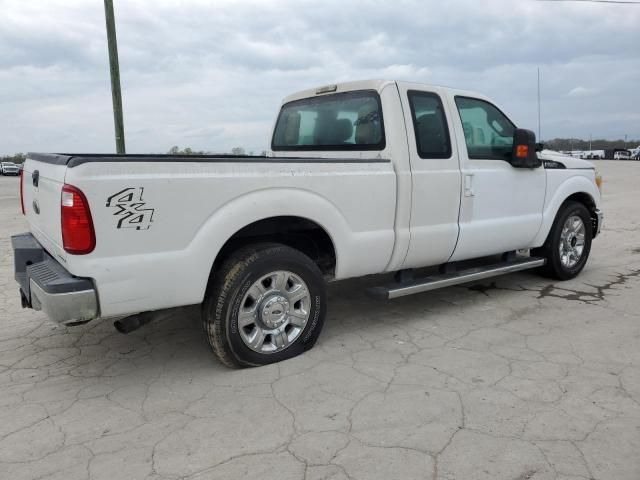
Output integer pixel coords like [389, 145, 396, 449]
[272, 90, 385, 151]
[455, 97, 516, 161]
[408, 91, 451, 159]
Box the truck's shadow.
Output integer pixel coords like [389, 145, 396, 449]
[65, 272, 546, 376]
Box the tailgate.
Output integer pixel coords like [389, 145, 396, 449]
[21, 155, 68, 261]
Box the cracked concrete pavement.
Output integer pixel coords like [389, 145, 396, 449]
[1, 160, 639, 479]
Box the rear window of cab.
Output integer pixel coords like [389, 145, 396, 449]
[271, 90, 385, 151]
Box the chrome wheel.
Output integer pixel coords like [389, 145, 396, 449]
[559, 215, 585, 268]
[238, 270, 311, 354]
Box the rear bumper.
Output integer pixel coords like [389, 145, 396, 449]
[12, 233, 98, 326]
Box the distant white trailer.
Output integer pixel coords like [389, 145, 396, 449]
[583, 150, 605, 159]
[564, 150, 604, 159]
[561, 151, 584, 158]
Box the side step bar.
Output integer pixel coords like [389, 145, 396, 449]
[367, 257, 546, 300]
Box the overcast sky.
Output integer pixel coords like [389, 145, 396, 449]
[1, 0, 639, 155]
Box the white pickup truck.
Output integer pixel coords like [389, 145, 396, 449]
[13, 80, 603, 367]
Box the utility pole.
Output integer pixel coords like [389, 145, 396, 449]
[104, 0, 126, 154]
[537, 67, 542, 142]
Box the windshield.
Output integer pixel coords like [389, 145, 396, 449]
[272, 90, 385, 151]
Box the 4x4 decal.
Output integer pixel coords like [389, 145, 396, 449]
[106, 187, 155, 230]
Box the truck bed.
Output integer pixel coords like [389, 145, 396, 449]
[21, 151, 398, 317]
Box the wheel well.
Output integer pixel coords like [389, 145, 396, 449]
[565, 192, 596, 211]
[212, 216, 336, 277]
[564, 192, 598, 235]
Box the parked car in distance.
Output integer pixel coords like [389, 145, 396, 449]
[13, 79, 603, 368]
[1, 162, 20, 175]
[613, 150, 631, 160]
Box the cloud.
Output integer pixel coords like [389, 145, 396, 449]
[567, 86, 598, 97]
[1, 0, 639, 154]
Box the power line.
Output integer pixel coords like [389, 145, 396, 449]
[537, 0, 640, 4]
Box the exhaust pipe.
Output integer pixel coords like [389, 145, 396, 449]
[114, 312, 153, 334]
[20, 289, 31, 309]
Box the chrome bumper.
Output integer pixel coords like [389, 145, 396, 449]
[12, 233, 98, 326]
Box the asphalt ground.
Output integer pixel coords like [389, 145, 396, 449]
[0, 160, 639, 479]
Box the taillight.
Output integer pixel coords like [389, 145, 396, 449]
[61, 184, 95, 254]
[19, 168, 25, 215]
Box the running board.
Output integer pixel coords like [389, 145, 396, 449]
[367, 257, 546, 300]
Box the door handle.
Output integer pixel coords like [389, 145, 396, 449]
[464, 174, 474, 197]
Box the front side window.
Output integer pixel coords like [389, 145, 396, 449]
[272, 91, 385, 151]
[408, 91, 451, 159]
[455, 97, 516, 161]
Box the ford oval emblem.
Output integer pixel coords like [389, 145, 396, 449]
[32, 199, 40, 214]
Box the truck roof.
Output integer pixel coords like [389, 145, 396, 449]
[281, 79, 487, 104]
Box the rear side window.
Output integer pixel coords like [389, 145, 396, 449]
[271, 91, 385, 151]
[408, 91, 451, 159]
[455, 96, 516, 161]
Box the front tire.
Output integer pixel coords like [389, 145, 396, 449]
[533, 201, 593, 280]
[202, 243, 327, 368]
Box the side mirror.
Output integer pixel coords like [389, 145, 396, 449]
[510, 129, 542, 168]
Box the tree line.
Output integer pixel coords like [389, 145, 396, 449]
[3, 139, 637, 163]
[0, 153, 26, 164]
[543, 138, 639, 152]
[167, 146, 267, 156]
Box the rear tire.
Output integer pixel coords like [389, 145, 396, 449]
[202, 243, 326, 368]
[533, 201, 592, 280]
